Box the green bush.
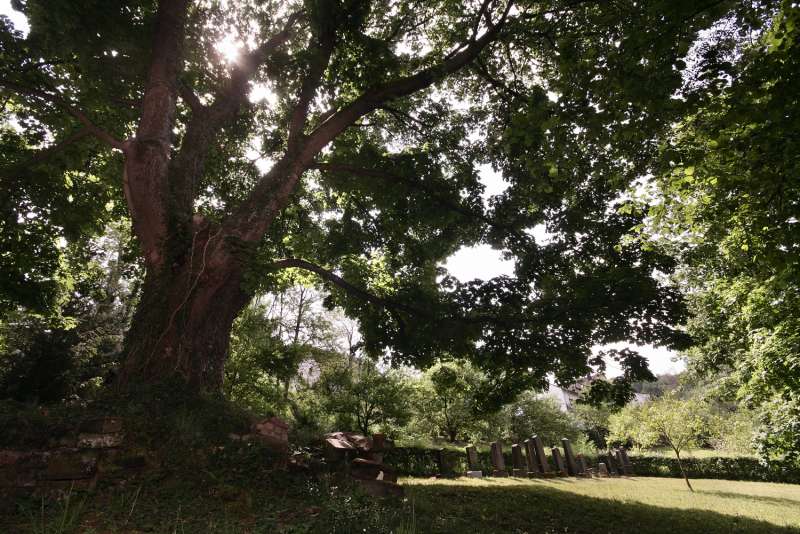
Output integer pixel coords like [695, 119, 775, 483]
[598, 455, 800, 484]
[384, 446, 800, 483]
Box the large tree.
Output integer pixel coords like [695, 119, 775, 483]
[0, 0, 736, 395]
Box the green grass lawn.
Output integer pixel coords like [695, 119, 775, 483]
[5, 474, 800, 533]
[401, 476, 800, 533]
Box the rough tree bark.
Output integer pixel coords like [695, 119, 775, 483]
[104, 0, 511, 391]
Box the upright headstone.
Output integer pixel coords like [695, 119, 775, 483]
[619, 448, 634, 476]
[532, 435, 552, 475]
[576, 455, 592, 477]
[598, 462, 610, 477]
[490, 442, 509, 477]
[436, 448, 455, 478]
[615, 449, 627, 476]
[465, 445, 482, 478]
[551, 447, 568, 476]
[524, 439, 539, 477]
[606, 451, 621, 476]
[576, 455, 586, 475]
[561, 438, 578, 476]
[511, 444, 526, 477]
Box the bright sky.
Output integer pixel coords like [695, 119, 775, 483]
[1, 1, 28, 33]
[0, 2, 685, 378]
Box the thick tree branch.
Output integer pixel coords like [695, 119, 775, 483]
[271, 258, 421, 317]
[302, 2, 513, 159]
[125, 0, 190, 267]
[1, 128, 91, 174]
[224, 1, 515, 244]
[169, 11, 304, 226]
[0, 79, 125, 150]
[288, 15, 337, 148]
[178, 80, 203, 113]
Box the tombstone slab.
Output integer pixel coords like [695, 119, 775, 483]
[532, 435, 552, 474]
[511, 444, 527, 476]
[465, 445, 480, 473]
[490, 442, 509, 477]
[606, 451, 621, 476]
[615, 449, 629, 476]
[523, 439, 539, 477]
[598, 462, 610, 477]
[619, 448, 634, 476]
[466, 470, 483, 478]
[561, 438, 578, 476]
[551, 447, 568, 476]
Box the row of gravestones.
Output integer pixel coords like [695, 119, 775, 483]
[464, 437, 634, 479]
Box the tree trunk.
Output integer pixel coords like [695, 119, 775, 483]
[673, 448, 694, 492]
[118, 228, 252, 392]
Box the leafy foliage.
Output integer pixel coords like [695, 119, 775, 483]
[315, 358, 412, 435]
[647, 2, 800, 464]
[409, 361, 488, 443]
[0, 0, 743, 396]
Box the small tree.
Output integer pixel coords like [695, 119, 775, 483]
[610, 395, 704, 491]
[500, 393, 581, 446]
[412, 362, 486, 443]
[317, 360, 411, 436]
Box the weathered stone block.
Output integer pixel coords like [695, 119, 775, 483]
[465, 445, 480, 471]
[41, 450, 96, 481]
[78, 432, 124, 449]
[79, 417, 123, 434]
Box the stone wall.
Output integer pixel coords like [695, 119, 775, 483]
[0, 416, 146, 494]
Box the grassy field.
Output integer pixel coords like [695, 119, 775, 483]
[402, 476, 800, 533]
[4, 474, 800, 533]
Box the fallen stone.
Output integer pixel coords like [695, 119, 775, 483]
[78, 432, 124, 449]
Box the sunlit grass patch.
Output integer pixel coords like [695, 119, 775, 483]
[401, 476, 800, 533]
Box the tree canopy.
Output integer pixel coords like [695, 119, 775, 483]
[0, 0, 764, 399]
[647, 1, 800, 463]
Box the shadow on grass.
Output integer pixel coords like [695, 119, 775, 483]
[404, 482, 800, 534]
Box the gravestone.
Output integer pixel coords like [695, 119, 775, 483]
[561, 438, 578, 476]
[606, 451, 621, 476]
[532, 435, 552, 475]
[619, 448, 634, 476]
[551, 447, 568, 476]
[490, 442, 509, 477]
[523, 439, 539, 477]
[615, 449, 629, 476]
[576, 455, 585, 475]
[598, 462, 610, 477]
[436, 448, 456, 478]
[511, 444, 527, 477]
[465, 445, 482, 478]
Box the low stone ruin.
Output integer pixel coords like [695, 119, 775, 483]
[324, 432, 403, 498]
[0, 416, 138, 494]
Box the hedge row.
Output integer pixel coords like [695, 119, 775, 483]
[621, 455, 800, 484]
[383, 447, 800, 483]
